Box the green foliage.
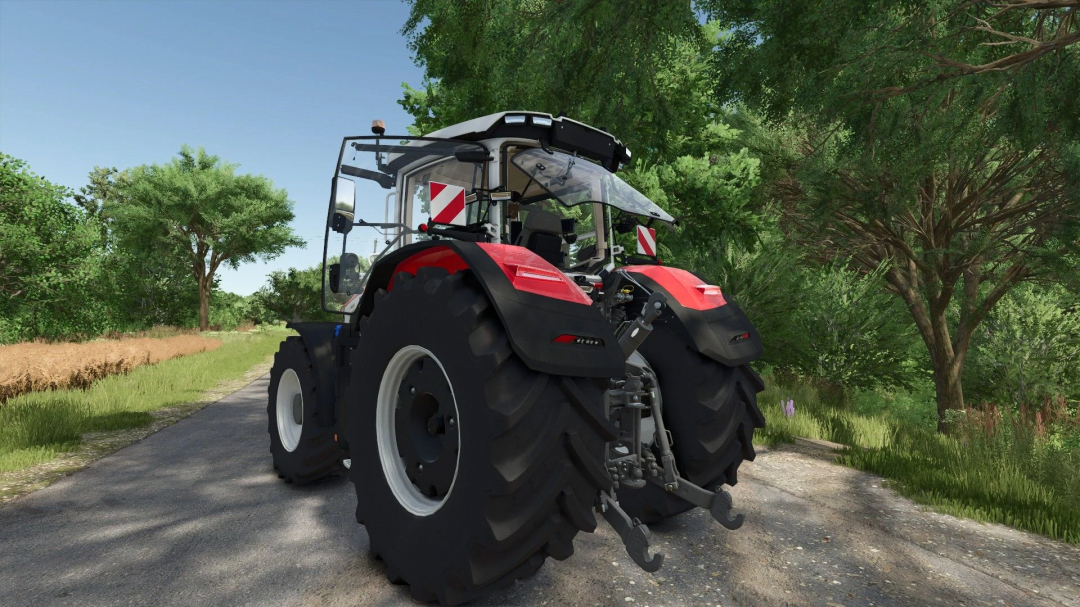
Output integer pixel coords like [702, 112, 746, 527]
[620, 122, 765, 254]
[254, 264, 339, 323]
[76, 166, 200, 330]
[0, 328, 289, 472]
[108, 146, 304, 330]
[401, 0, 706, 157]
[708, 1, 1080, 425]
[796, 263, 922, 390]
[402, 2, 768, 255]
[0, 154, 108, 343]
[697, 238, 924, 390]
[207, 291, 260, 330]
[704, 0, 1080, 144]
[964, 283, 1080, 406]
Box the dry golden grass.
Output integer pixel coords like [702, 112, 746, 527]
[0, 335, 222, 402]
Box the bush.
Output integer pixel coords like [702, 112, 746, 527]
[0, 154, 109, 343]
[254, 264, 339, 323]
[963, 283, 1080, 407]
[699, 239, 924, 390]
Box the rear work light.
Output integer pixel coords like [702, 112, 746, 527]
[504, 115, 527, 124]
[531, 116, 553, 127]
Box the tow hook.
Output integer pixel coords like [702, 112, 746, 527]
[598, 491, 663, 573]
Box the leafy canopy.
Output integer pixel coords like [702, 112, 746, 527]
[706, 0, 1080, 425]
[401, 2, 766, 255]
[107, 146, 303, 330]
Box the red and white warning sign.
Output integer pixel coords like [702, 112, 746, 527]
[636, 225, 657, 257]
[429, 181, 466, 225]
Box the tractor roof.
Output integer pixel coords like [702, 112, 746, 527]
[425, 111, 632, 172]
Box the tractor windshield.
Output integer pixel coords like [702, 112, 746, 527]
[510, 148, 674, 223]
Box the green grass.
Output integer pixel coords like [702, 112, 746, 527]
[0, 327, 289, 473]
[760, 372, 1080, 544]
[758, 378, 895, 449]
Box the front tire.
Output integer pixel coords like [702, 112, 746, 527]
[346, 268, 615, 605]
[267, 336, 343, 484]
[617, 323, 765, 523]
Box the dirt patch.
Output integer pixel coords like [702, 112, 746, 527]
[0, 357, 273, 506]
[0, 335, 222, 402]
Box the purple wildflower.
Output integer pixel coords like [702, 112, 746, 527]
[783, 399, 795, 418]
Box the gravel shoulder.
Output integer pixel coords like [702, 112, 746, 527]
[1, 374, 1076, 607]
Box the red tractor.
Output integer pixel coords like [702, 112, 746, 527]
[267, 113, 765, 605]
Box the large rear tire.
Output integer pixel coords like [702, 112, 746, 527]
[346, 268, 615, 605]
[616, 323, 765, 523]
[267, 336, 343, 484]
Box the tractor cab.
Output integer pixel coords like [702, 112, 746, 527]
[322, 111, 673, 314]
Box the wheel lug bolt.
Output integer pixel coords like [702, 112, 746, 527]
[418, 464, 424, 472]
[410, 387, 417, 395]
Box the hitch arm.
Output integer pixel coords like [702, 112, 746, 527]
[649, 474, 744, 530]
[617, 292, 667, 358]
[599, 491, 664, 573]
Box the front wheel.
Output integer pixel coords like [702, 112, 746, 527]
[346, 268, 615, 605]
[267, 336, 343, 484]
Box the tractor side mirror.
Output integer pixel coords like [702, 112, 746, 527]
[335, 178, 356, 218]
[331, 178, 356, 235]
[328, 263, 342, 293]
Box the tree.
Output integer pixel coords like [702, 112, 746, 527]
[75, 166, 200, 329]
[707, 0, 1080, 430]
[401, 0, 706, 157]
[0, 154, 107, 342]
[107, 146, 303, 330]
[401, 1, 766, 256]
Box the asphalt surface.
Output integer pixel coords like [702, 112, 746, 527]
[1, 374, 1077, 606]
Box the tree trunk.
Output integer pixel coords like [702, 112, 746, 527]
[931, 350, 966, 433]
[197, 275, 210, 331]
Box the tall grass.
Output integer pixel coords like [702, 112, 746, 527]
[759, 371, 1080, 544]
[842, 425, 1080, 544]
[758, 376, 894, 449]
[0, 327, 288, 473]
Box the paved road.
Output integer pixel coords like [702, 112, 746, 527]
[2, 375, 1077, 606]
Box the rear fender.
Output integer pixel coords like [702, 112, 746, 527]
[618, 266, 762, 367]
[356, 241, 625, 378]
[285, 322, 341, 428]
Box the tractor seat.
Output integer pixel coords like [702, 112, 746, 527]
[515, 209, 568, 268]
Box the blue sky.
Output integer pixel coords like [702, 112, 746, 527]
[0, 0, 425, 295]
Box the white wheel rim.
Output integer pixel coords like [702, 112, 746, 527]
[276, 368, 303, 452]
[376, 345, 460, 517]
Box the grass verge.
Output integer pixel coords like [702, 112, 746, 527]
[0, 327, 288, 473]
[758, 374, 1080, 544]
